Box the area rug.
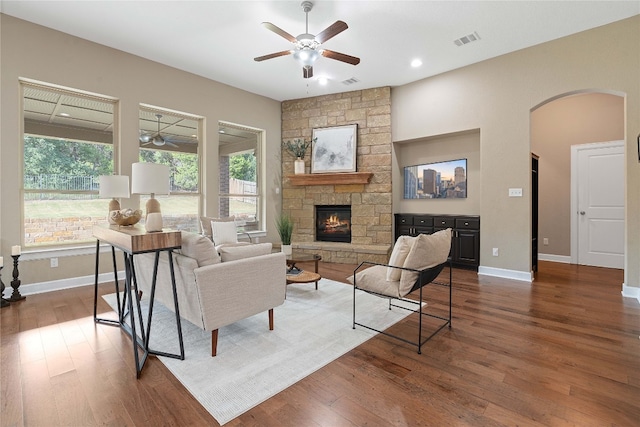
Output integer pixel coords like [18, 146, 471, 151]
[103, 278, 415, 425]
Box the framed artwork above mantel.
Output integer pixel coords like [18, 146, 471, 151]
[311, 124, 357, 173]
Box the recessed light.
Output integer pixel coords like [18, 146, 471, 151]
[219, 129, 225, 134]
[411, 59, 422, 68]
[318, 77, 328, 85]
[59, 112, 71, 117]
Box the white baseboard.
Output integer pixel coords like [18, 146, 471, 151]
[478, 266, 533, 283]
[538, 253, 571, 263]
[2, 271, 125, 297]
[621, 283, 640, 303]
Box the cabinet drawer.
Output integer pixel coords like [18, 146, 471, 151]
[455, 218, 480, 230]
[397, 215, 412, 225]
[434, 217, 455, 228]
[413, 215, 433, 227]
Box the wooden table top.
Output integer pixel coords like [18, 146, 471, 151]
[93, 224, 181, 254]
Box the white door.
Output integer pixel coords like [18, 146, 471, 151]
[572, 141, 624, 268]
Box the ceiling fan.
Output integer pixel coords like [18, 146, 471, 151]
[254, 1, 360, 79]
[139, 114, 191, 148]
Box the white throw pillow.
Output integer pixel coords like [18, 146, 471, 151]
[386, 235, 415, 281]
[399, 228, 452, 297]
[219, 243, 273, 262]
[200, 216, 234, 239]
[211, 220, 238, 246]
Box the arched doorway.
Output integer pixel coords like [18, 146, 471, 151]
[530, 91, 625, 270]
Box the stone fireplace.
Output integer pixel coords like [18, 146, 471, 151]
[316, 205, 351, 243]
[280, 87, 393, 264]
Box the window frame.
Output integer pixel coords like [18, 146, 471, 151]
[20, 80, 118, 248]
[218, 121, 265, 233]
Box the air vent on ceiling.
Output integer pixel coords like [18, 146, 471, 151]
[342, 77, 360, 85]
[454, 31, 481, 47]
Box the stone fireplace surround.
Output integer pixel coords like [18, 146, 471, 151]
[281, 87, 392, 264]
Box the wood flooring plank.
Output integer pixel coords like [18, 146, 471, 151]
[0, 339, 23, 427]
[20, 359, 61, 427]
[51, 370, 98, 426]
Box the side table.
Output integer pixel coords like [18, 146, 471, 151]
[286, 252, 322, 289]
[92, 224, 184, 378]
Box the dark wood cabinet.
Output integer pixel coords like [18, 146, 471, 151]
[394, 213, 480, 270]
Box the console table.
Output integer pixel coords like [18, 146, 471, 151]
[92, 224, 184, 378]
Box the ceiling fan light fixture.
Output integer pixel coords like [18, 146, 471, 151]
[293, 47, 319, 67]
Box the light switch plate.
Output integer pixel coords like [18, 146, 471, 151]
[509, 188, 523, 197]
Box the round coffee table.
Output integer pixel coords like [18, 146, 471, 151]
[286, 270, 321, 286]
[286, 252, 322, 289]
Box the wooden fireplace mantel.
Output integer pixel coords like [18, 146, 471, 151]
[287, 172, 373, 186]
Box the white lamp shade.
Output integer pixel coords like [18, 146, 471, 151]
[99, 175, 130, 198]
[131, 162, 170, 195]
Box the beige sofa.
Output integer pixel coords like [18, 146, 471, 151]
[134, 231, 287, 356]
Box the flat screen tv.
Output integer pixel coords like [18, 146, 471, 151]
[403, 158, 467, 199]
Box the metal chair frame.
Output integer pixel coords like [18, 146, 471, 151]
[352, 260, 452, 354]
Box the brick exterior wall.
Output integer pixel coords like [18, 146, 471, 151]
[281, 87, 392, 264]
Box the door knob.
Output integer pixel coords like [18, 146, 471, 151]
[580, 211, 586, 215]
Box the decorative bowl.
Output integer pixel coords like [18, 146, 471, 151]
[110, 209, 143, 226]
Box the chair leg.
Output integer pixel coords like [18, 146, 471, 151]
[268, 308, 274, 330]
[211, 329, 218, 357]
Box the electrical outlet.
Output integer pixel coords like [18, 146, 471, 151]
[508, 188, 523, 197]
[492, 248, 499, 256]
[50, 257, 58, 268]
[543, 238, 549, 245]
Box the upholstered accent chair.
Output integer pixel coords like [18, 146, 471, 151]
[350, 228, 453, 354]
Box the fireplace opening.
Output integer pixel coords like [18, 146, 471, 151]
[315, 205, 351, 243]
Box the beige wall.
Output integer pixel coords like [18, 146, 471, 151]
[391, 15, 639, 287]
[395, 129, 481, 215]
[0, 15, 282, 284]
[531, 93, 624, 257]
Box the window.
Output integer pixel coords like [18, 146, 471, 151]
[22, 82, 116, 247]
[218, 123, 263, 232]
[139, 108, 201, 232]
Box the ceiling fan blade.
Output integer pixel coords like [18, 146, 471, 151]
[303, 66, 313, 79]
[141, 141, 153, 146]
[261, 22, 297, 43]
[322, 49, 360, 65]
[315, 20, 348, 44]
[254, 50, 292, 62]
[165, 141, 179, 148]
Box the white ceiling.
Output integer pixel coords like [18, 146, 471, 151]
[1, 1, 638, 102]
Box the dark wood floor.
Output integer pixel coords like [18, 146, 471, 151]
[1, 261, 639, 426]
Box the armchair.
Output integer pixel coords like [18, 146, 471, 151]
[350, 228, 453, 354]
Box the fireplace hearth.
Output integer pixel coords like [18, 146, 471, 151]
[316, 205, 351, 243]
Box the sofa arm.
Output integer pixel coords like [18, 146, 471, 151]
[193, 252, 287, 331]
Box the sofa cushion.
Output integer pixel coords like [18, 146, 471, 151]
[386, 235, 415, 281]
[178, 232, 220, 267]
[219, 243, 273, 262]
[200, 215, 234, 239]
[399, 228, 451, 297]
[347, 265, 402, 299]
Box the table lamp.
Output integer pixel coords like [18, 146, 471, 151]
[131, 162, 170, 232]
[99, 175, 130, 224]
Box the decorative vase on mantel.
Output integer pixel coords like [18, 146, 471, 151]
[281, 244, 293, 256]
[294, 158, 305, 174]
